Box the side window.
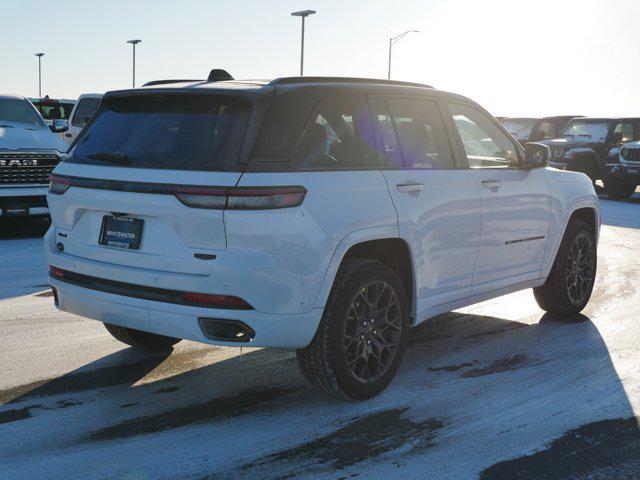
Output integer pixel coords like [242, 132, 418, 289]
[612, 122, 633, 145]
[447, 103, 520, 169]
[71, 98, 101, 127]
[291, 95, 376, 170]
[385, 98, 454, 169]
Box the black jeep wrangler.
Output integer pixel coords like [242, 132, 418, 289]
[602, 142, 640, 199]
[539, 117, 640, 187]
[501, 115, 580, 147]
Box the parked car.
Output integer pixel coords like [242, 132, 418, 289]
[62, 93, 102, 145]
[29, 96, 76, 140]
[0, 94, 68, 217]
[602, 141, 640, 199]
[540, 117, 640, 183]
[45, 73, 599, 400]
[500, 116, 580, 147]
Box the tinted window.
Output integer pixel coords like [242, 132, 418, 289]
[448, 103, 520, 168]
[612, 122, 634, 144]
[0, 99, 44, 126]
[67, 94, 251, 172]
[384, 98, 454, 169]
[291, 95, 376, 170]
[71, 98, 101, 127]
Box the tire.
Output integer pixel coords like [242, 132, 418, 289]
[104, 323, 181, 350]
[296, 259, 410, 401]
[604, 179, 636, 200]
[533, 219, 597, 317]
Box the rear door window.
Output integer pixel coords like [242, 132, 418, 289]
[67, 94, 251, 172]
[71, 97, 102, 127]
[291, 95, 377, 170]
[384, 98, 454, 169]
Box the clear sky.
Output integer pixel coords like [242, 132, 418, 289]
[2, 0, 639, 117]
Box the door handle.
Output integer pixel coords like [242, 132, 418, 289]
[396, 182, 424, 193]
[65, 133, 72, 137]
[481, 179, 502, 190]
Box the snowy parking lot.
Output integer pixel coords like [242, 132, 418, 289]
[1, 191, 639, 480]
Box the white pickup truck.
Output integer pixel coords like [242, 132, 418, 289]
[0, 94, 68, 217]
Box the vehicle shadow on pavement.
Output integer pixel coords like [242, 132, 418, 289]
[1, 309, 638, 479]
[0, 217, 50, 301]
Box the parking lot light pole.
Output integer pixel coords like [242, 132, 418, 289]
[388, 30, 418, 79]
[126, 39, 142, 87]
[34, 53, 44, 98]
[291, 10, 316, 76]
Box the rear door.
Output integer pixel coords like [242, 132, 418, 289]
[65, 96, 101, 144]
[445, 102, 550, 293]
[371, 96, 481, 314]
[49, 92, 253, 277]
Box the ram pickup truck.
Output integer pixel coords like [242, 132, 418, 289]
[1, 94, 68, 217]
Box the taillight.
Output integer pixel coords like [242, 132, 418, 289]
[180, 292, 253, 310]
[49, 265, 65, 278]
[174, 186, 306, 210]
[49, 174, 71, 195]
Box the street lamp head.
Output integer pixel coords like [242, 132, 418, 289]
[127, 39, 142, 45]
[291, 10, 316, 17]
[35, 53, 45, 57]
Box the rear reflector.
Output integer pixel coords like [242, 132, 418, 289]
[49, 265, 65, 278]
[180, 292, 253, 309]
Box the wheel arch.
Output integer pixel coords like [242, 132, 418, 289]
[314, 230, 416, 320]
[567, 149, 601, 179]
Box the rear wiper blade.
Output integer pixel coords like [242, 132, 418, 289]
[86, 152, 133, 165]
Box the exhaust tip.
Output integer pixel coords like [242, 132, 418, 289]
[198, 318, 255, 343]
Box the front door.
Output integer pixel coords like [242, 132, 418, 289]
[445, 102, 551, 294]
[370, 96, 482, 316]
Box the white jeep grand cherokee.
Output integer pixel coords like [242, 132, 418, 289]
[46, 74, 599, 400]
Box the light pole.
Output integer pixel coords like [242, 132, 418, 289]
[34, 53, 44, 98]
[126, 39, 142, 87]
[291, 10, 316, 76]
[388, 30, 418, 79]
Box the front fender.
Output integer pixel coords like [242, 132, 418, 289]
[313, 226, 402, 309]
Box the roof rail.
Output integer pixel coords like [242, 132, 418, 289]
[142, 79, 204, 87]
[269, 76, 433, 89]
[142, 69, 235, 87]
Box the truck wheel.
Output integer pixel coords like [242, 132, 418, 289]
[296, 259, 410, 400]
[604, 179, 636, 200]
[104, 323, 181, 350]
[533, 220, 596, 317]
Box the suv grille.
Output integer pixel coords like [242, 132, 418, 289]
[622, 147, 640, 163]
[0, 153, 59, 185]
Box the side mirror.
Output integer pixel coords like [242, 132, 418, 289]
[523, 142, 550, 169]
[51, 119, 69, 133]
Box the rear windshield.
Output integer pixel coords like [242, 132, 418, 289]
[0, 98, 45, 127]
[34, 101, 75, 120]
[66, 94, 251, 171]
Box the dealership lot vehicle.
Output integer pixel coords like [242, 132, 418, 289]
[29, 96, 76, 140]
[62, 93, 102, 145]
[0, 94, 68, 217]
[500, 115, 580, 146]
[603, 140, 640, 199]
[541, 116, 640, 183]
[46, 74, 599, 400]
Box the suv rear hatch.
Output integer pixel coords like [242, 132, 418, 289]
[48, 91, 257, 276]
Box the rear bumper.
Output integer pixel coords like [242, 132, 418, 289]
[0, 186, 49, 216]
[604, 163, 640, 183]
[50, 277, 322, 348]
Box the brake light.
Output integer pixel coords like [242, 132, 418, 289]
[174, 186, 306, 210]
[180, 292, 253, 309]
[49, 174, 72, 195]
